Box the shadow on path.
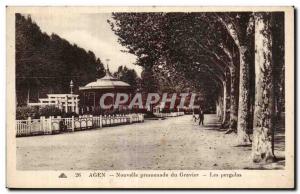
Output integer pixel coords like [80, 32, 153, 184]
[16, 114, 285, 170]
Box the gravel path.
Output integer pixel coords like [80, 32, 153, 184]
[17, 114, 285, 170]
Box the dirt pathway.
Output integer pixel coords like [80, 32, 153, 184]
[17, 114, 284, 170]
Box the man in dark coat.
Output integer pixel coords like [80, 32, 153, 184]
[198, 108, 204, 126]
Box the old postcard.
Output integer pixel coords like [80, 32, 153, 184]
[6, 6, 294, 188]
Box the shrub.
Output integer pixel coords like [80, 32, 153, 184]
[38, 105, 62, 117]
[16, 106, 40, 120]
[161, 109, 171, 113]
[143, 111, 155, 118]
[62, 111, 79, 118]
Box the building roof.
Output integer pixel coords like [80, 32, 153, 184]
[79, 72, 131, 91]
[47, 94, 79, 97]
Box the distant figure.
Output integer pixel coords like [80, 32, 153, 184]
[198, 108, 204, 126]
[192, 112, 198, 122]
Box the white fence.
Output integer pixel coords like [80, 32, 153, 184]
[16, 114, 144, 137]
[153, 112, 185, 117]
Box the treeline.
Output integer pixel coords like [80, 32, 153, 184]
[113, 66, 140, 91]
[16, 13, 106, 106]
[110, 12, 286, 163]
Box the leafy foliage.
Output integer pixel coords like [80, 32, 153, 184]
[113, 66, 140, 91]
[16, 14, 105, 106]
[16, 106, 40, 120]
[109, 12, 234, 101]
[16, 105, 63, 119]
[38, 105, 62, 117]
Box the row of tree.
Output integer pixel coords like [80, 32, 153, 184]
[109, 12, 285, 163]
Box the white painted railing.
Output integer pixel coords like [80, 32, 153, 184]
[16, 113, 144, 137]
[153, 112, 185, 117]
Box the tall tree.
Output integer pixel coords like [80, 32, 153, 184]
[217, 13, 254, 144]
[110, 12, 284, 151]
[252, 12, 275, 163]
[113, 66, 140, 91]
[110, 12, 231, 108]
[16, 14, 105, 106]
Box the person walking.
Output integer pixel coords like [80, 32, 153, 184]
[198, 108, 204, 126]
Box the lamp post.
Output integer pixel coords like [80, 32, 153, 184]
[70, 80, 74, 94]
[106, 59, 110, 73]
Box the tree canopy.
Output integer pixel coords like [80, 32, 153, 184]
[109, 12, 235, 103]
[113, 66, 140, 91]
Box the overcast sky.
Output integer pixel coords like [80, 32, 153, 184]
[28, 13, 142, 76]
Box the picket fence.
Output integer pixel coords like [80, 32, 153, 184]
[153, 112, 185, 117]
[16, 114, 144, 137]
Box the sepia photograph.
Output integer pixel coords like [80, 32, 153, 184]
[6, 6, 294, 188]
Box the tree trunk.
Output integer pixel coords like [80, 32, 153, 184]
[219, 95, 224, 121]
[217, 16, 240, 133]
[252, 13, 275, 163]
[222, 71, 231, 127]
[237, 46, 251, 145]
[216, 101, 220, 119]
[229, 65, 239, 131]
[216, 95, 223, 121]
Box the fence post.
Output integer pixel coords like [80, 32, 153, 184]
[71, 116, 75, 132]
[40, 116, 44, 134]
[40, 116, 43, 133]
[57, 116, 62, 132]
[43, 116, 47, 133]
[100, 115, 102, 128]
[49, 116, 52, 134]
[28, 117, 32, 134]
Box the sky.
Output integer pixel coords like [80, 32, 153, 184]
[28, 12, 142, 76]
